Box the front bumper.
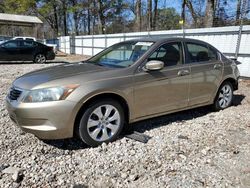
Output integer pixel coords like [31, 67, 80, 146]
[5, 98, 77, 139]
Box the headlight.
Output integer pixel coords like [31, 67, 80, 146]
[23, 84, 79, 103]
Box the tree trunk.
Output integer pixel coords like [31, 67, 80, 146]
[92, 0, 97, 35]
[186, 0, 198, 27]
[152, 0, 158, 30]
[62, 1, 68, 36]
[236, 0, 242, 25]
[136, 0, 142, 31]
[181, 0, 186, 24]
[0, 0, 5, 13]
[53, 3, 59, 37]
[87, 0, 91, 35]
[97, 0, 105, 34]
[204, 0, 215, 27]
[147, 0, 152, 31]
[72, 0, 79, 35]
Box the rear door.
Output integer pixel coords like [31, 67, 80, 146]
[133, 42, 190, 118]
[0, 41, 20, 61]
[19, 41, 36, 60]
[185, 42, 223, 106]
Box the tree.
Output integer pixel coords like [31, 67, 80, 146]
[181, 0, 186, 24]
[236, 0, 242, 25]
[97, 0, 105, 34]
[152, 0, 158, 30]
[3, 0, 36, 14]
[156, 8, 181, 30]
[147, 0, 152, 31]
[204, 0, 216, 27]
[185, 0, 199, 27]
[61, 0, 68, 36]
[0, 0, 4, 13]
[38, 0, 60, 37]
[135, 0, 142, 31]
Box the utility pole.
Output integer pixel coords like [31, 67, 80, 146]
[235, 0, 247, 60]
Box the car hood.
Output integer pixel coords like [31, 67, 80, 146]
[13, 62, 111, 89]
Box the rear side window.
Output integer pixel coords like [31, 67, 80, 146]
[23, 41, 34, 47]
[148, 42, 183, 67]
[26, 38, 35, 41]
[186, 42, 217, 63]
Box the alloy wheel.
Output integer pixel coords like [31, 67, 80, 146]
[35, 54, 46, 63]
[218, 84, 233, 108]
[87, 105, 121, 142]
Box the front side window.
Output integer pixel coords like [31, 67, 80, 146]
[89, 41, 154, 68]
[3, 41, 18, 48]
[186, 42, 217, 63]
[148, 42, 183, 67]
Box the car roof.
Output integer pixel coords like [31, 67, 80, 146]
[13, 36, 36, 39]
[125, 37, 210, 45]
[6, 39, 37, 42]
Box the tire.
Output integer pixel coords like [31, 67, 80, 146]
[34, 54, 46, 64]
[213, 81, 233, 111]
[77, 99, 125, 147]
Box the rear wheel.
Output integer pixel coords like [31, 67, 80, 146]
[213, 81, 233, 111]
[77, 99, 125, 147]
[34, 54, 46, 64]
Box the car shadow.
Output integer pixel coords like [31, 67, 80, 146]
[232, 94, 245, 106]
[43, 138, 89, 150]
[43, 94, 245, 150]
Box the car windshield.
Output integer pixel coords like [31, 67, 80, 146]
[88, 41, 154, 68]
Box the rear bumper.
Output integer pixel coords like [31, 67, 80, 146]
[5, 97, 77, 139]
[46, 51, 55, 60]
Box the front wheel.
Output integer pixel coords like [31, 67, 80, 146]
[78, 99, 125, 147]
[34, 54, 46, 64]
[213, 81, 233, 111]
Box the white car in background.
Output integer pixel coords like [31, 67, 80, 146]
[12, 36, 57, 53]
[12, 36, 36, 41]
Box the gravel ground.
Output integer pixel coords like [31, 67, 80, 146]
[55, 54, 90, 63]
[0, 63, 250, 188]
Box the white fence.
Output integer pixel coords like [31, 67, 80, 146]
[59, 25, 250, 77]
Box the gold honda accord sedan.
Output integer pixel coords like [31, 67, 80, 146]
[6, 38, 240, 146]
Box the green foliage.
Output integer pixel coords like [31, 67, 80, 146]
[37, 0, 55, 16]
[156, 8, 181, 30]
[0, 0, 247, 37]
[3, 0, 36, 14]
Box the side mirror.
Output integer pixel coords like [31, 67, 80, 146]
[144, 60, 164, 71]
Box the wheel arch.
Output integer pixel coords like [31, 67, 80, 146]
[213, 77, 238, 103]
[73, 92, 130, 137]
[220, 77, 238, 91]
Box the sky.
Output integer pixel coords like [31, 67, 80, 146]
[156, 0, 250, 19]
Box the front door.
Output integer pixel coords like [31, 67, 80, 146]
[133, 42, 190, 119]
[0, 41, 20, 61]
[185, 42, 223, 106]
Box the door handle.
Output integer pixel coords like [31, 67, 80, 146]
[178, 70, 190, 76]
[214, 64, 222, 69]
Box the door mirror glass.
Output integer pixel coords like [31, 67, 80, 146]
[145, 60, 164, 71]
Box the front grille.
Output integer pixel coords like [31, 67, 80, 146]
[8, 87, 22, 101]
